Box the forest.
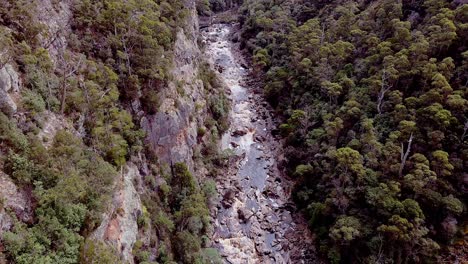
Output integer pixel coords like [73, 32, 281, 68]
[0, 0, 466, 263]
[238, 0, 467, 263]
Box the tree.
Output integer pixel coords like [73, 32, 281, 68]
[377, 69, 393, 115]
[58, 51, 83, 114]
[238, 0, 467, 261]
[80, 239, 121, 264]
[330, 216, 362, 244]
[403, 153, 437, 192]
[431, 150, 454, 177]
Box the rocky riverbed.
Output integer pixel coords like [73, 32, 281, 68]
[203, 24, 316, 264]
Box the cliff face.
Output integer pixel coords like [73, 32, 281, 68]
[0, 0, 73, 235]
[95, 3, 210, 262]
[0, 0, 70, 113]
[0, 0, 215, 263]
[92, 163, 142, 263]
[35, 0, 72, 63]
[0, 64, 20, 114]
[142, 3, 207, 170]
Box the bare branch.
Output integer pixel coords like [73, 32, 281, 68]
[462, 120, 468, 141]
[99, 88, 113, 100]
[399, 133, 413, 177]
[320, 23, 326, 45]
[377, 69, 392, 115]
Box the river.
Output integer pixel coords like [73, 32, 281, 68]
[202, 24, 316, 264]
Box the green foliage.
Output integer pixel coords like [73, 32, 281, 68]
[173, 231, 201, 263]
[202, 179, 217, 201]
[2, 130, 117, 263]
[80, 239, 121, 264]
[0, 1, 223, 263]
[21, 89, 46, 114]
[199, 62, 230, 133]
[140, 162, 215, 264]
[240, 0, 467, 261]
[196, 0, 211, 16]
[0, 113, 29, 152]
[330, 216, 362, 243]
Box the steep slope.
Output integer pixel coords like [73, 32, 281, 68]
[0, 0, 228, 263]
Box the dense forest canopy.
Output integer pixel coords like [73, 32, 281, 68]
[239, 0, 467, 262]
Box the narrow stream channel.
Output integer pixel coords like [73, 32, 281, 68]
[203, 24, 316, 264]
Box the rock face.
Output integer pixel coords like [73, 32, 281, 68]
[0, 0, 71, 114]
[92, 163, 142, 264]
[0, 0, 211, 262]
[0, 171, 33, 235]
[37, 111, 78, 148]
[0, 0, 72, 247]
[35, 0, 73, 64]
[141, 2, 207, 170]
[92, 6, 208, 258]
[0, 64, 20, 113]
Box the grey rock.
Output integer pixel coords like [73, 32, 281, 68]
[0, 64, 20, 113]
[92, 163, 142, 264]
[0, 171, 33, 232]
[141, 7, 206, 172]
[231, 129, 247, 137]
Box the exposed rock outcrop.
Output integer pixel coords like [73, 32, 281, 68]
[93, 2, 209, 261]
[37, 111, 78, 148]
[141, 3, 207, 171]
[92, 163, 142, 264]
[0, 64, 20, 113]
[36, 0, 72, 64]
[0, 171, 33, 235]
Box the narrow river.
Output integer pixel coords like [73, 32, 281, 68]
[203, 24, 316, 264]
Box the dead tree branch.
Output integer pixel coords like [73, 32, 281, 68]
[399, 133, 413, 177]
[377, 69, 392, 115]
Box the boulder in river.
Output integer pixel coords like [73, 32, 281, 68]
[222, 188, 236, 208]
[232, 129, 248, 137]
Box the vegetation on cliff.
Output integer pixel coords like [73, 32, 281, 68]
[0, 0, 227, 263]
[239, 0, 466, 262]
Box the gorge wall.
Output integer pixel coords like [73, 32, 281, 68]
[0, 0, 228, 263]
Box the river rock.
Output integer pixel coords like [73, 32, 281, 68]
[231, 129, 247, 137]
[254, 135, 265, 142]
[222, 188, 236, 208]
[205, 24, 316, 264]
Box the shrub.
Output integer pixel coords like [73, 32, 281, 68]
[22, 89, 46, 114]
[0, 113, 28, 152]
[173, 231, 201, 263]
[141, 89, 160, 115]
[80, 239, 121, 264]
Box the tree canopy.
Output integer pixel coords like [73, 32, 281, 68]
[239, 0, 467, 262]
